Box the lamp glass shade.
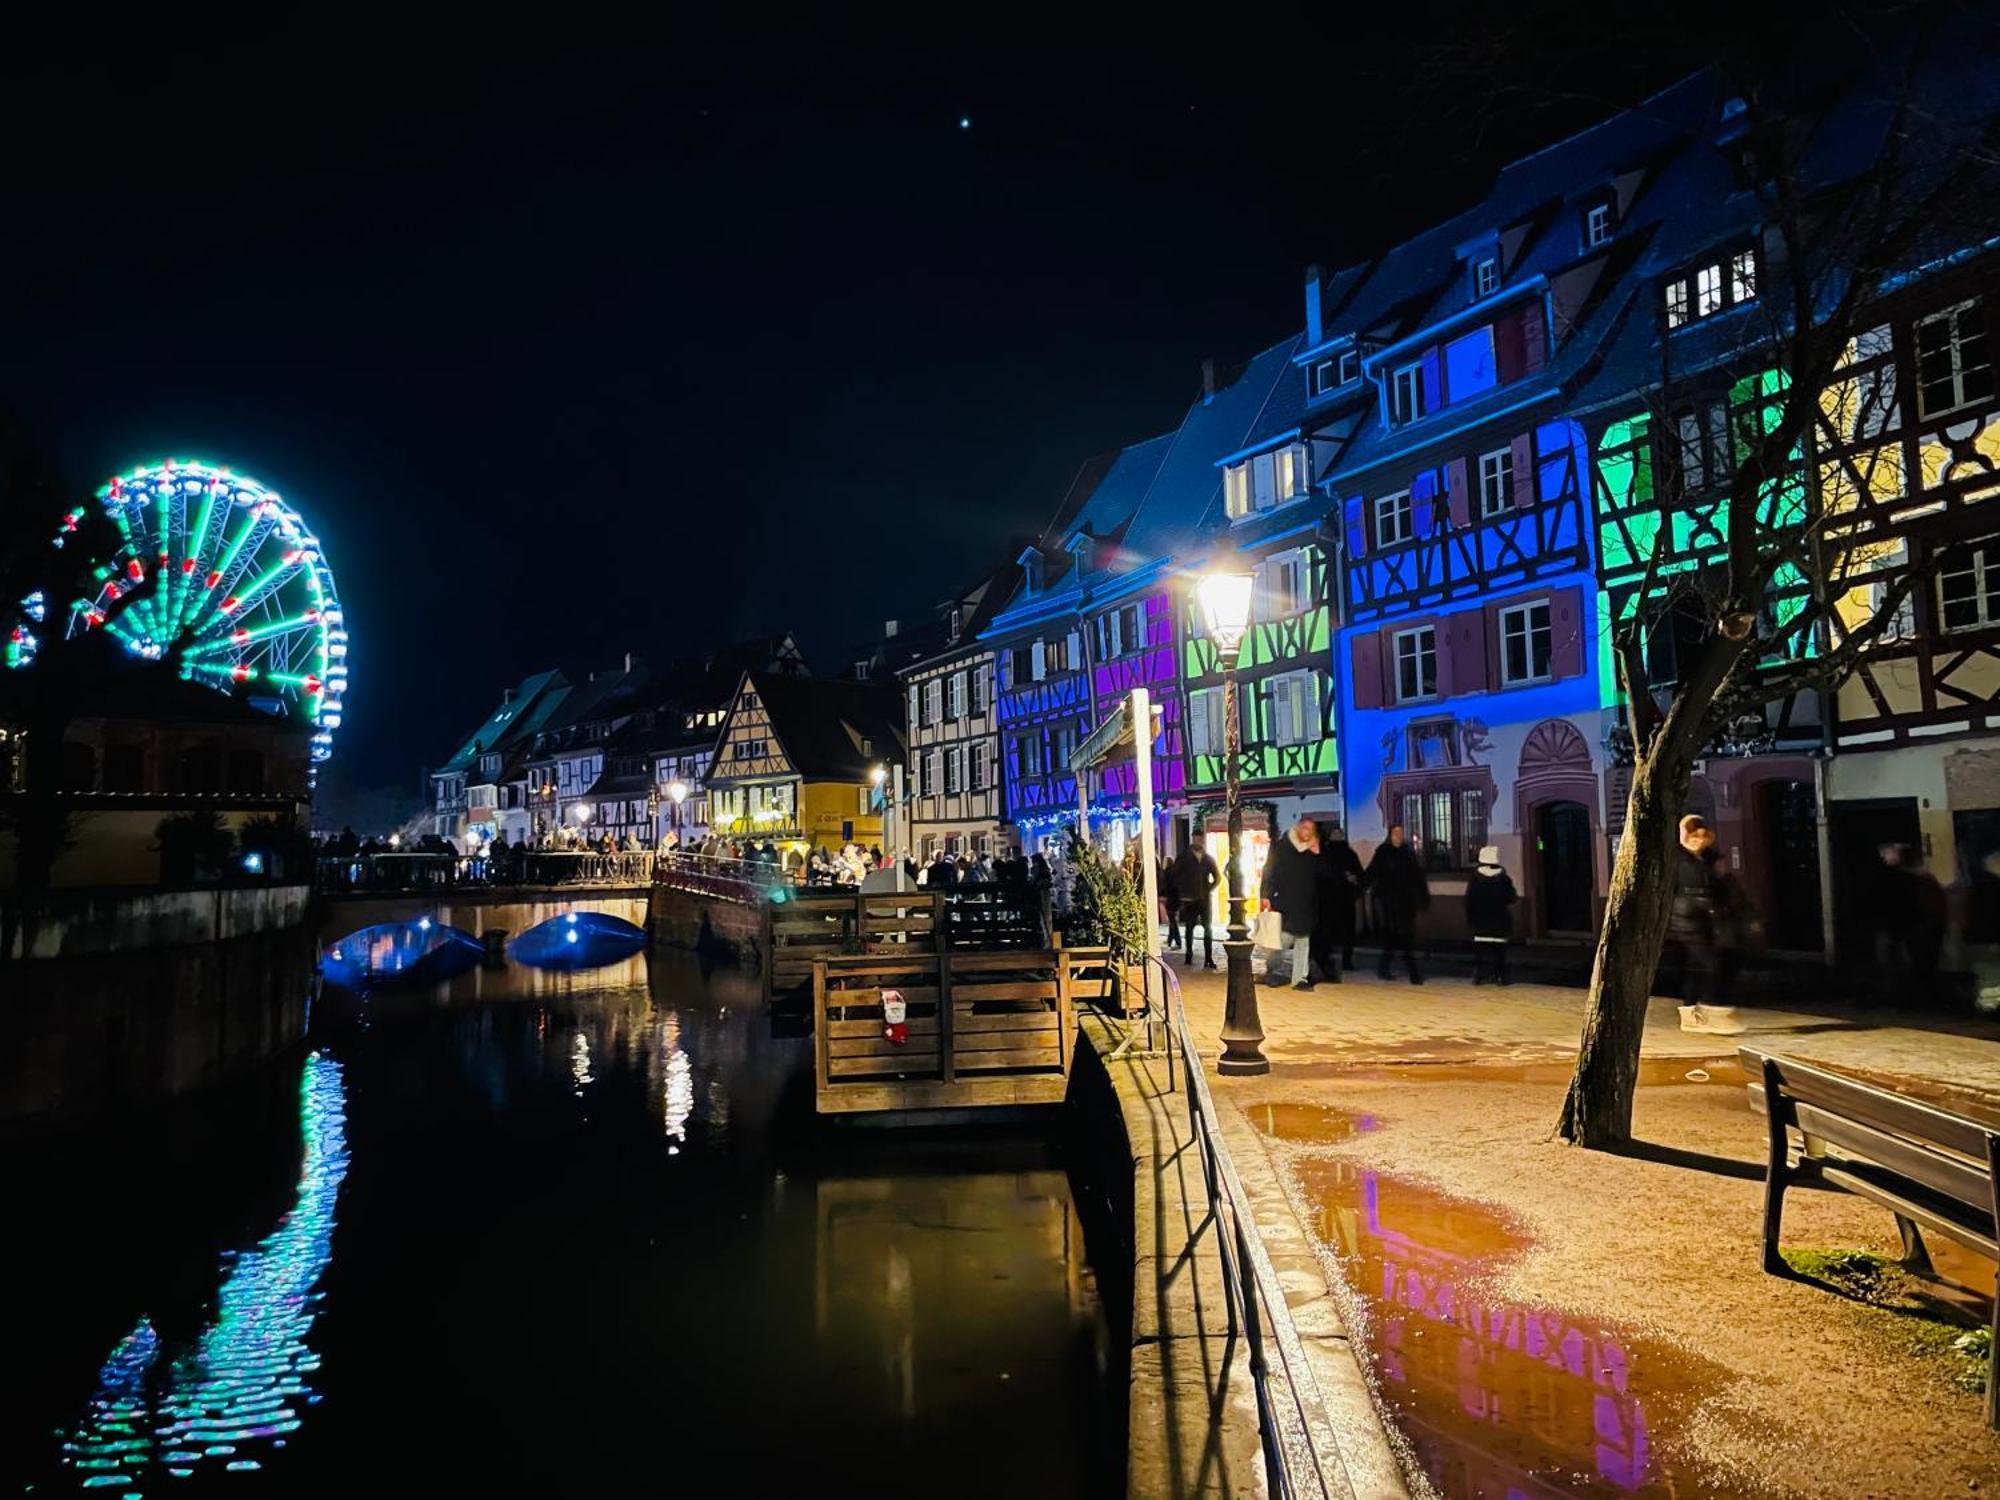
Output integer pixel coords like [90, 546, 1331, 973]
[666, 780, 689, 804]
[1195, 571, 1255, 655]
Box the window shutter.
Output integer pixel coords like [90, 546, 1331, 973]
[1446, 458, 1472, 530]
[1031, 639, 1046, 680]
[1411, 469, 1439, 538]
[1302, 672, 1322, 739]
[1495, 309, 1526, 383]
[1272, 677, 1294, 744]
[1523, 307, 1548, 372]
[1483, 600, 1505, 686]
[1188, 688, 1212, 756]
[909, 684, 920, 727]
[1550, 584, 1586, 679]
[1343, 494, 1368, 558]
[1352, 633, 1383, 710]
[1449, 607, 1490, 693]
[1419, 349, 1442, 413]
[1510, 433, 1536, 508]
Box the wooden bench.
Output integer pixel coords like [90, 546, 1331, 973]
[1741, 1046, 1999, 1426]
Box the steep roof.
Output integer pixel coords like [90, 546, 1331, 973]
[738, 672, 903, 782]
[438, 668, 568, 774]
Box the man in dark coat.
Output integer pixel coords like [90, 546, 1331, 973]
[1670, 815, 1720, 1007]
[1170, 835, 1221, 969]
[1311, 820, 1362, 982]
[1259, 819, 1321, 989]
[1464, 844, 1517, 985]
[1365, 823, 1429, 983]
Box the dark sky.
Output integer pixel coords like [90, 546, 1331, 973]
[0, 6, 1832, 812]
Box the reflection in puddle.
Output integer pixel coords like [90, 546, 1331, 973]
[1287, 1156, 1752, 1499]
[60, 1051, 350, 1491]
[1319, 1057, 1747, 1090]
[1244, 1100, 1380, 1144]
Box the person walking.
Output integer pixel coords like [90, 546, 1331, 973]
[1311, 820, 1362, 981]
[1157, 852, 1181, 951]
[1170, 834, 1221, 969]
[1670, 815, 1721, 1012]
[1365, 824, 1429, 982]
[1259, 818, 1322, 990]
[1464, 845, 1517, 985]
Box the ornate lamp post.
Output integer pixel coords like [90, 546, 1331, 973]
[666, 778, 689, 844]
[1194, 570, 1269, 1076]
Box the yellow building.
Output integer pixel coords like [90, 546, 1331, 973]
[705, 671, 902, 854]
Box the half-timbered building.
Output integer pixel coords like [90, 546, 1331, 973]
[898, 563, 1016, 861]
[704, 671, 901, 854]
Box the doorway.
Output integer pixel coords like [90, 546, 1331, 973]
[1758, 780, 1825, 951]
[1536, 800, 1594, 934]
[1826, 797, 1921, 964]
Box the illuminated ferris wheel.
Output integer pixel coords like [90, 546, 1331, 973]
[5, 459, 348, 762]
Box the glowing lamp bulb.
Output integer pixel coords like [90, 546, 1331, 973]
[418, 917, 432, 931]
[181, 557, 197, 574]
[304, 676, 322, 694]
[566, 930, 578, 945]
[205, 571, 222, 589]
[231, 664, 251, 682]
[126, 559, 144, 581]
[566, 912, 578, 924]
[231, 628, 250, 643]
[221, 596, 240, 612]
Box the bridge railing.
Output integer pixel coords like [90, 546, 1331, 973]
[652, 851, 776, 905]
[315, 849, 656, 894]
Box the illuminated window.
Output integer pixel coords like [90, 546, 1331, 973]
[1473, 256, 1498, 297]
[1478, 448, 1514, 516]
[1258, 550, 1306, 618]
[1665, 248, 1757, 328]
[1696, 264, 1724, 318]
[1585, 201, 1612, 247]
[1394, 625, 1437, 702]
[1665, 279, 1691, 329]
[1309, 358, 1338, 397]
[1375, 490, 1414, 547]
[1268, 670, 1320, 745]
[1915, 299, 1994, 418]
[1674, 400, 1735, 493]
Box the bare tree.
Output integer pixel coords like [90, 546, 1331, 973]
[1557, 32, 2000, 1146]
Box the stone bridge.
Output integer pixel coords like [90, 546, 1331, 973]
[317, 883, 653, 946]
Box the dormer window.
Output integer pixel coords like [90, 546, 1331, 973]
[1019, 548, 1046, 592]
[1389, 363, 1426, 425]
[1584, 200, 1614, 248]
[1308, 349, 1363, 398]
[1473, 256, 1499, 298]
[1664, 247, 1757, 329]
[948, 607, 963, 641]
[1223, 441, 1309, 519]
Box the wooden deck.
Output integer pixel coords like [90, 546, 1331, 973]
[765, 886, 1050, 1001]
[811, 947, 1101, 1115]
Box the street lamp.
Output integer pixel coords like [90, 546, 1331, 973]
[1194, 569, 1268, 1076]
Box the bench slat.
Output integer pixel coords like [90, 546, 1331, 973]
[1817, 1159, 2000, 1260]
[1790, 1100, 1995, 1214]
[1740, 1046, 1995, 1161]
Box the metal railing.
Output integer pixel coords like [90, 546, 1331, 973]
[315, 849, 657, 894]
[1104, 935, 1358, 1500]
[652, 850, 777, 905]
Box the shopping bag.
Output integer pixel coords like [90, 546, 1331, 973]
[1253, 908, 1283, 949]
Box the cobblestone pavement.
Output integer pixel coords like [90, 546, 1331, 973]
[1155, 953, 2000, 1103]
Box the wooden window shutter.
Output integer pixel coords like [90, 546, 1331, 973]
[1067, 629, 1082, 667]
[1411, 469, 1440, 538]
[1449, 608, 1490, 694]
[1432, 616, 1455, 699]
[1551, 584, 1586, 679]
[1352, 633, 1383, 709]
[1510, 433, 1536, 508]
[1272, 676, 1294, 745]
[1189, 687, 1211, 755]
[1495, 311, 1526, 383]
[1446, 457, 1472, 529]
[1483, 600, 1505, 687]
[1303, 671, 1323, 737]
[1343, 493, 1368, 558]
[1523, 306, 1548, 373]
[1419, 349, 1442, 413]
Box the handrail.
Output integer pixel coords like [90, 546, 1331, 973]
[1106, 936, 1358, 1500]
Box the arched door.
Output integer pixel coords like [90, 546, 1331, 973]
[1536, 800, 1594, 934]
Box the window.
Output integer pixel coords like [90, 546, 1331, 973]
[1225, 461, 1250, 517]
[949, 671, 967, 718]
[1268, 671, 1320, 746]
[949, 607, 963, 640]
[1585, 201, 1612, 248]
[1394, 626, 1437, 702]
[1396, 785, 1487, 872]
[1338, 349, 1360, 385]
[1664, 247, 1757, 329]
[1260, 551, 1306, 618]
[1095, 604, 1143, 660]
[1309, 358, 1338, 398]
[908, 683, 922, 728]
[925, 679, 943, 724]
[946, 747, 964, 794]
[972, 663, 990, 712]
[1478, 448, 1514, 517]
[1939, 537, 2000, 632]
[1915, 299, 1994, 418]
[1473, 256, 1498, 297]
[1674, 400, 1735, 493]
[1187, 686, 1225, 756]
[1499, 600, 1553, 685]
[923, 750, 941, 795]
[1375, 490, 1413, 547]
[1390, 363, 1425, 424]
[1052, 725, 1075, 771]
[970, 742, 988, 791]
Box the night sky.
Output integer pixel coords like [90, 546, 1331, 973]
[0, 7, 1826, 816]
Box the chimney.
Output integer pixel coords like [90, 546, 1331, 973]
[1200, 357, 1217, 403]
[503, 687, 515, 705]
[624, 651, 633, 673]
[884, 619, 899, 638]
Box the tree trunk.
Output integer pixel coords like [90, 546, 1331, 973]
[1557, 728, 1701, 1148]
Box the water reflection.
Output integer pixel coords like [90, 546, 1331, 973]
[1285, 1154, 1746, 1499]
[321, 921, 481, 989]
[60, 1052, 350, 1491]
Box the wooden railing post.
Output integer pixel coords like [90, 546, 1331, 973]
[1056, 947, 1073, 1074]
[938, 889, 955, 1085]
[813, 959, 830, 1096]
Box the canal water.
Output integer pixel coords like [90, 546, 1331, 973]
[9, 944, 1125, 1496]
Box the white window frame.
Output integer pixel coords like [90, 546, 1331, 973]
[948, 670, 967, 719]
[945, 746, 964, 794]
[1224, 461, 1251, 518]
[925, 678, 943, 725]
[924, 749, 942, 795]
[1665, 278, 1691, 329]
[1259, 549, 1307, 619]
[969, 741, 988, 791]
[1498, 600, 1554, 686]
[1584, 202, 1611, 248]
[1915, 299, 1993, 418]
[1393, 625, 1438, 703]
[1188, 686, 1224, 757]
[1390, 363, 1425, 424]
[1473, 256, 1498, 297]
[1269, 670, 1320, 746]
[1375, 490, 1414, 547]
[1939, 536, 2000, 633]
[1250, 451, 1278, 510]
[972, 662, 989, 712]
[908, 682, 922, 729]
[1477, 448, 1513, 518]
[1337, 349, 1360, 385]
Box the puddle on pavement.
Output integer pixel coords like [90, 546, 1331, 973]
[1242, 1101, 1381, 1144]
[1287, 1156, 1766, 1499]
[1280, 1056, 1748, 1089]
